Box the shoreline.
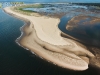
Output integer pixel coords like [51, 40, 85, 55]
[3, 6, 94, 71]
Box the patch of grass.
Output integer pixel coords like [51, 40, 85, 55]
[12, 4, 44, 15]
[10, 2, 24, 5]
[0, 3, 2, 8]
[93, 6, 100, 10]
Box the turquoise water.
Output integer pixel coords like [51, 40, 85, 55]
[0, 5, 100, 75]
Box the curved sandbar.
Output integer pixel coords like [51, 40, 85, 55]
[4, 6, 94, 71]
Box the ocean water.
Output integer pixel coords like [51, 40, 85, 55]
[0, 3, 100, 75]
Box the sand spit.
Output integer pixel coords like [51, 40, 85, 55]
[4, 7, 94, 71]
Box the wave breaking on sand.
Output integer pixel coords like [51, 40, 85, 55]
[4, 6, 94, 71]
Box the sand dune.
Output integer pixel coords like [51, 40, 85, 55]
[4, 7, 94, 71]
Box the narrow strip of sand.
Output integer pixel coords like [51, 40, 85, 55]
[4, 6, 94, 71]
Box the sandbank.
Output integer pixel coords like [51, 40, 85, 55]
[4, 6, 94, 71]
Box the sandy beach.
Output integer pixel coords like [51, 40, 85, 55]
[4, 6, 94, 71]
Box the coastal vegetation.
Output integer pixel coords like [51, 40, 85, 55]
[0, 3, 2, 8]
[90, 6, 100, 10]
[73, 3, 100, 11]
[73, 3, 100, 7]
[11, 4, 44, 15]
[10, 2, 24, 5]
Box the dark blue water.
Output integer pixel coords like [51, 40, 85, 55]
[58, 10, 100, 48]
[0, 7, 100, 75]
[58, 16, 70, 33]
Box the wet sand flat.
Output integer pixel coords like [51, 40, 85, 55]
[3, 6, 94, 71]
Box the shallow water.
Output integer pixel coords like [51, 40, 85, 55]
[0, 4, 100, 75]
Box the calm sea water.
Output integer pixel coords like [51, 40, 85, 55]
[0, 4, 100, 75]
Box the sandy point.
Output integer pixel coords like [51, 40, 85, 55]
[3, 6, 94, 71]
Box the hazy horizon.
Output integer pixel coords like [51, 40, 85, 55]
[0, 0, 100, 3]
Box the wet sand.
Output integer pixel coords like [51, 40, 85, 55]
[3, 6, 94, 71]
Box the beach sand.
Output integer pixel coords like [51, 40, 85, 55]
[4, 7, 94, 71]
